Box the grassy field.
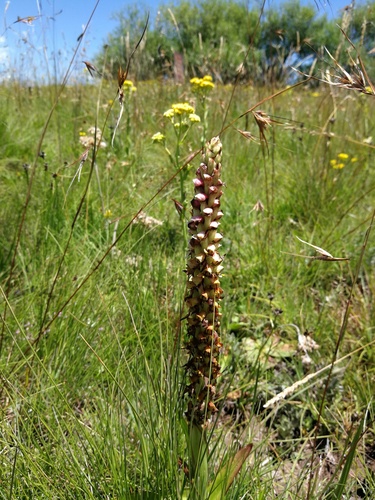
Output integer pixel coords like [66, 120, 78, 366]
[0, 74, 375, 499]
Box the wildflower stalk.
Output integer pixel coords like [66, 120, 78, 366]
[201, 98, 209, 147]
[184, 136, 224, 495]
[112, 79, 136, 150]
[190, 76, 215, 146]
[160, 139, 189, 244]
[152, 102, 201, 246]
[174, 127, 192, 245]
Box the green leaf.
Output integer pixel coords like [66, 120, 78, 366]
[208, 444, 253, 500]
[323, 416, 365, 499]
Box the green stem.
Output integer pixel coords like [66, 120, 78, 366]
[201, 97, 208, 146]
[175, 130, 188, 246]
[188, 424, 208, 499]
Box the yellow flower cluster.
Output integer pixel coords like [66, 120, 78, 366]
[162, 102, 201, 128]
[153, 102, 201, 145]
[330, 153, 358, 169]
[190, 75, 215, 94]
[151, 132, 166, 144]
[164, 102, 195, 117]
[122, 80, 137, 93]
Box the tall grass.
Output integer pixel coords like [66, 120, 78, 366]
[1, 5, 375, 500]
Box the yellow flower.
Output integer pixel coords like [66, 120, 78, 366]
[190, 77, 200, 85]
[104, 209, 112, 218]
[333, 162, 345, 169]
[189, 113, 201, 123]
[163, 108, 175, 119]
[123, 80, 137, 93]
[190, 76, 215, 93]
[162, 102, 197, 132]
[79, 131, 87, 136]
[172, 102, 195, 115]
[151, 132, 166, 143]
[201, 80, 214, 89]
[311, 92, 320, 97]
[337, 153, 349, 160]
[330, 159, 337, 166]
[351, 157, 358, 163]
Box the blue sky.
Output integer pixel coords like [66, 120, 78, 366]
[0, 0, 355, 81]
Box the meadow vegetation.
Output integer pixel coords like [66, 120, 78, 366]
[1, 0, 375, 498]
[99, 0, 375, 84]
